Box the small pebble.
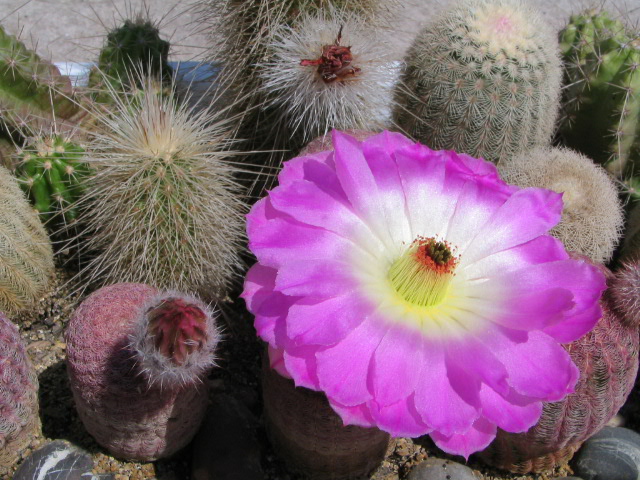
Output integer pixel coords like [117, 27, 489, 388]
[407, 458, 477, 480]
[13, 439, 93, 480]
[572, 426, 640, 480]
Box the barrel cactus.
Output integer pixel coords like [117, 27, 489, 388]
[66, 283, 220, 461]
[0, 165, 54, 315]
[14, 134, 89, 225]
[558, 8, 640, 179]
[394, 0, 562, 164]
[478, 258, 640, 473]
[497, 147, 624, 264]
[0, 311, 40, 468]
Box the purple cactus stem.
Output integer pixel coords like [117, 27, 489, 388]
[65, 283, 220, 461]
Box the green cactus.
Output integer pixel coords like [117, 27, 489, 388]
[558, 8, 640, 181]
[0, 25, 79, 130]
[14, 135, 89, 225]
[88, 16, 171, 100]
[0, 165, 54, 315]
[394, 0, 562, 164]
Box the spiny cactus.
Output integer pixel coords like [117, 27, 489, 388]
[66, 283, 220, 461]
[478, 258, 640, 473]
[558, 8, 640, 179]
[0, 25, 79, 131]
[76, 74, 245, 300]
[14, 134, 89, 226]
[394, 0, 562, 164]
[497, 147, 624, 264]
[88, 15, 171, 101]
[0, 311, 40, 468]
[0, 165, 54, 315]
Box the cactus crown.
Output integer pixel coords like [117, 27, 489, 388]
[130, 291, 221, 388]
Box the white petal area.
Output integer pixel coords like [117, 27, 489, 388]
[459, 187, 563, 267]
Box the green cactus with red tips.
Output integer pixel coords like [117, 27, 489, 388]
[0, 25, 79, 130]
[14, 135, 90, 225]
[559, 8, 640, 181]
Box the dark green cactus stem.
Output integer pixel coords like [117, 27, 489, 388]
[15, 135, 90, 224]
[0, 25, 79, 128]
[89, 17, 171, 100]
[559, 9, 640, 179]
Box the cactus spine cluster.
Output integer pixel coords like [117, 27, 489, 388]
[394, 0, 562, 164]
[497, 147, 624, 264]
[0, 25, 79, 130]
[0, 166, 54, 315]
[14, 134, 89, 225]
[479, 259, 640, 473]
[66, 283, 220, 461]
[0, 312, 40, 467]
[559, 8, 640, 179]
[76, 75, 245, 299]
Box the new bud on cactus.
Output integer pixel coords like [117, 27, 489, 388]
[14, 134, 90, 226]
[66, 283, 220, 461]
[394, 0, 562, 164]
[497, 147, 624, 263]
[0, 165, 54, 315]
[559, 8, 640, 179]
[0, 311, 40, 468]
[479, 258, 640, 473]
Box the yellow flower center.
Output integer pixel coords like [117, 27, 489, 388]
[388, 237, 458, 308]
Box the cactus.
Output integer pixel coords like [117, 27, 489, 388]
[76, 75, 245, 300]
[14, 134, 90, 226]
[497, 147, 624, 264]
[0, 25, 79, 131]
[0, 165, 54, 315]
[478, 258, 640, 473]
[65, 283, 220, 461]
[88, 16, 171, 100]
[558, 8, 640, 179]
[0, 311, 40, 468]
[394, 0, 562, 164]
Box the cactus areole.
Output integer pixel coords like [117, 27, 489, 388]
[300, 27, 361, 83]
[147, 297, 208, 366]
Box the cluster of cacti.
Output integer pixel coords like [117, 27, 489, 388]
[479, 258, 640, 473]
[0, 25, 79, 132]
[65, 283, 220, 460]
[497, 147, 624, 264]
[76, 74, 245, 299]
[558, 8, 640, 180]
[0, 166, 54, 315]
[88, 16, 171, 101]
[0, 312, 40, 468]
[394, 0, 562, 164]
[14, 134, 89, 225]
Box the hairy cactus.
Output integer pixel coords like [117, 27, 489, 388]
[558, 8, 640, 179]
[88, 16, 171, 100]
[0, 166, 54, 315]
[65, 283, 220, 461]
[76, 75, 245, 299]
[478, 259, 640, 473]
[497, 147, 624, 263]
[14, 134, 89, 225]
[0, 311, 40, 468]
[394, 0, 562, 164]
[0, 25, 79, 130]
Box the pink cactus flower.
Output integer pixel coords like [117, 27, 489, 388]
[242, 130, 607, 458]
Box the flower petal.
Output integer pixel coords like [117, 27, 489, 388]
[330, 400, 376, 428]
[479, 385, 543, 433]
[369, 395, 430, 437]
[431, 416, 497, 459]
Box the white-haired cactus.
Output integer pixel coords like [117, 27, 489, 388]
[0, 311, 40, 467]
[558, 8, 640, 180]
[65, 283, 221, 461]
[0, 165, 54, 315]
[497, 147, 624, 264]
[394, 0, 562, 164]
[76, 75, 245, 299]
[14, 134, 89, 226]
